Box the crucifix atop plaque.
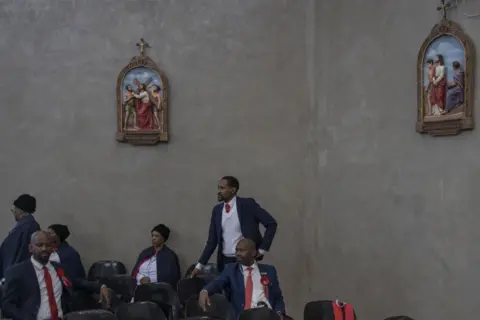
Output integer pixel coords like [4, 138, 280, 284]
[116, 39, 169, 145]
[416, 0, 475, 136]
[136, 38, 150, 56]
[437, 0, 452, 19]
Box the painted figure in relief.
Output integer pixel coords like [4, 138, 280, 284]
[123, 85, 137, 130]
[446, 61, 465, 112]
[122, 67, 164, 131]
[423, 35, 465, 121]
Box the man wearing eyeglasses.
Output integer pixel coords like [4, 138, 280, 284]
[0, 194, 40, 282]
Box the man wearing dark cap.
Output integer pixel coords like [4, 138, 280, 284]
[131, 224, 181, 288]
[0, 194, 40, 280]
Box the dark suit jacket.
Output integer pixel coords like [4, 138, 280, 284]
[56, 242, 86, 279]
[203, 263, 285, 317]
[1, 259, 101, 320]
[0, 215, 40, 278]
[131, 245, 181, 288]
[198, 197, 277, 266]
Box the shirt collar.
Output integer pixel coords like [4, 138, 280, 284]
[14, 214, 35, 228]
[31, 256, 52, 270]
[241, 261, 258, 272]
[225, 196, 237, 207]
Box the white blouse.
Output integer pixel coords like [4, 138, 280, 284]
[136, 255, 157, 284]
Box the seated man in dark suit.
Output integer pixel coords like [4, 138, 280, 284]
[1, 231, 110, 320]
[198, 238, 285, 318]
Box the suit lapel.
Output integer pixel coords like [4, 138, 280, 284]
[236, 197, 245, 228]
[215, 205, 222, 239]
[257, 264, 271, 301]
[234, 264, 245, 302]
[26, 260, 40, 294]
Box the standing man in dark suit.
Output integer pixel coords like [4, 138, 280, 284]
[198, 239, 285, 318]
[191, 176, 277, 274]
[1, 231, 110, 320]
[0, 194, 40, 281]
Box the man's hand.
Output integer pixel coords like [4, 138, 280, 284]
[255, 252, 264, 261]
[190, 268, 201, 278]
[99, 285, 111, 307]
[140, 276, 151, 284]
[198, 290, 211, 311]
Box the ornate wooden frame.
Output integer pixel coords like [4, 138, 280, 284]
[115, 55, 169, 145]
[416, 19, 475, 136]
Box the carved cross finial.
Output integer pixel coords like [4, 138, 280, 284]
[437, 0, 452, 19]
[136, 38, 150, 56]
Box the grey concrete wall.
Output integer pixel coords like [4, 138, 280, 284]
[0, 0, 310, 318]
[308, 1, 480, 319]
[1, 0, 479, 319]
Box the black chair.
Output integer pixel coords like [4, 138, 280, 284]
[70, 291, 102, 312]
[134, 282, 182, 320]
[116, 301, 166, 320]
[185, 294, 234, 320]
[99, 288, 126, 313]
[304, 300, 356, 320]
[87, 261, 127, 281]
[99, 275, 136, 302]
[177, 278, 206, 306]
[239, 308, 281, 320]
[185, 264, 219, 284]
[64, 309, 117, 320]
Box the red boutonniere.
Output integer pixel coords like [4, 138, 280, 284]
[56, 268, 72, 287]
[260, 274, 270, 286]
[260, 272, 270, 298]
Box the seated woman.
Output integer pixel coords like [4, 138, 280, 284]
[48, 224, 86, 279]
[132, 224, 181, 289]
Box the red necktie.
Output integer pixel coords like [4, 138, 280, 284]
[225, 203, 231, 213]
[43, 267, 59, 320]
[244, 267, 253, 309]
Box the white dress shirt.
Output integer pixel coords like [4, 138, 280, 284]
[49, 251, 60, 263]
[136, 255, 158, 284]
[196, 197, 266, 270]
[220, 196, 244, 256]
[31, 257, 63, 320]
[241, 262, 271, 309]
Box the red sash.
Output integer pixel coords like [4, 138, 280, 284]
[332, 301, 355, 320]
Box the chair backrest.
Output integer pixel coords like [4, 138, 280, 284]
[115, 301, 166, 320]
[185, 317, 223, 320]
[239, 307, 281, 320]
[304, 300, 356, 320]
[384, 317, 415, 320]
[134, 282, 181, 319]
[100, 288, 126, 313]
[87, 261, 127, 281]
[64, 309, 118, 320]
[185, 263, 219, 278]
[185, 294, 234, 320]
[177, 278, 206, 305]
[70, 291, 102, 312]
[99, 275, 136, 301]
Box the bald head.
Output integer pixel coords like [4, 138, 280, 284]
[235, 238, 257, 266]
[30, 230, 53, 264]
[31, 230, 49, 244]
[238, 238, 256, 250]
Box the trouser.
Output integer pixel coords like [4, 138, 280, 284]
[218, 255, 237, 272]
